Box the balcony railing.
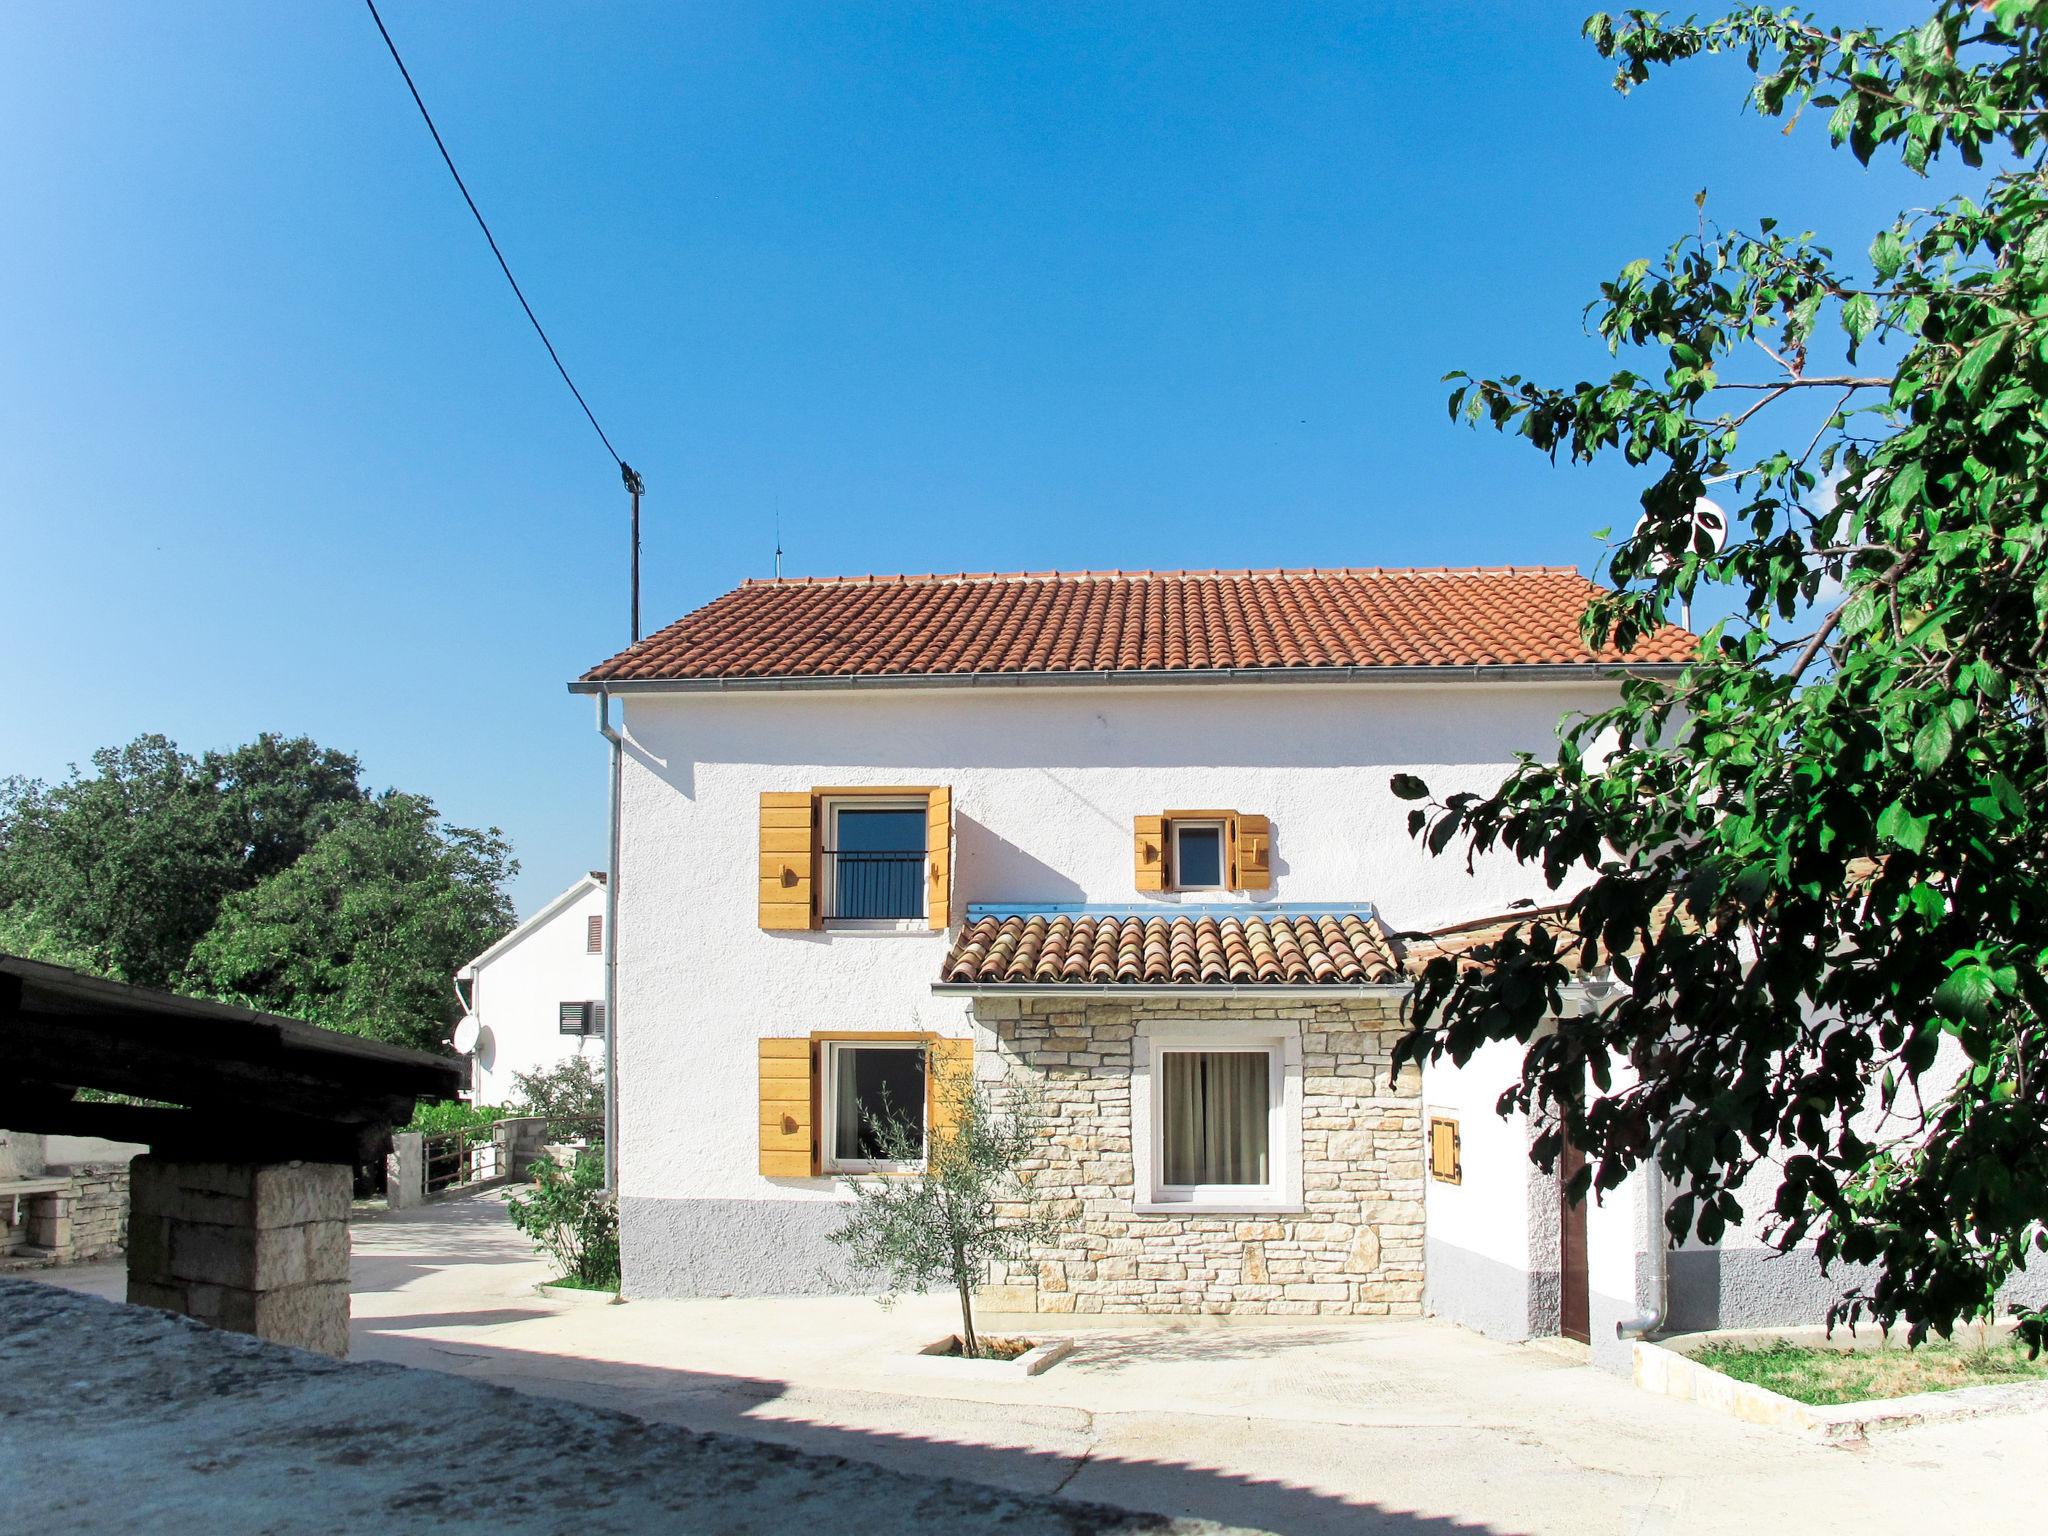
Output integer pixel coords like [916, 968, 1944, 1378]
[824, 849, 925, 920]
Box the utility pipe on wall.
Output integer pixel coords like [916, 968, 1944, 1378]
[1616, 1159, 1669, 1340]
[595, 687, 624, 1193]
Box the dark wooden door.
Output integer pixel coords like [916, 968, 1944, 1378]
[1558, 1139, 1590, 1344]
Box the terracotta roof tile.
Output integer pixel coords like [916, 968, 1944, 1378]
[580, 567, 1694, 684]
[940, 913, 1408, 987]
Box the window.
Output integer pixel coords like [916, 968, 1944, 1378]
[586, 914, 603, 953]
[821, 1041, 927, 1171]
[822, 799, 927, 923]
[558, 1001, 606, 1037]
[1170, 820, 1226, 890]
[1135, 1030, 1299, 1211]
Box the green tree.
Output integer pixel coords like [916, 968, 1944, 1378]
[828, 1053, 1054, 1359]
[185, 791, 515, 1051]
[512, 1055, 606, 1140]
[0, 732, 364, 987]
[1397, 3, 2048, 1348]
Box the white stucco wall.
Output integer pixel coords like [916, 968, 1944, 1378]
[463, 879, 607, 1107]
[613, 677, 1618, 1219]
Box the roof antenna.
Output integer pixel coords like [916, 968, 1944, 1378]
[774, 497, 784, 579]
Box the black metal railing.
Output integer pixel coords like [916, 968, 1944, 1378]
[423, 1127, 504, 1194]
[825, 849, 924, 920]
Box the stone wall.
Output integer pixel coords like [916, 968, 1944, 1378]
[127, 1158, 353, 1356]
[40, 1162, 130, 1262]
[975, 994, 1424, 1315]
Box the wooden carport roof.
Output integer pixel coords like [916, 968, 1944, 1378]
[0, 953, 464, 1164]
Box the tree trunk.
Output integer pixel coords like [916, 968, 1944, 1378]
[953, 1246, 978, 1359]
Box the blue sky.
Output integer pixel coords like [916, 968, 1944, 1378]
[1, 4, 1944, 915]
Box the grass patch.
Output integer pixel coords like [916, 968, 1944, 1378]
[1692, 1337, 2048, 1406]
[540, 1274, 617, 1294]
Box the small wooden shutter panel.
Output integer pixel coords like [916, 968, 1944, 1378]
[925, 786, 953, 931]
[759, 791, 817, 930]
[1234, 813, 1272, 891]
[925, 1036, 974, 1150]
[1133, 815, 1166, 892]
[758, 1038, 816, 1176]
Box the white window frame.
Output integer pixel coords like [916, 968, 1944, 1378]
[819, 795, 929, 930]
[1169, 818, 1228, 892]
[819, 1039, 928, 1174]
[1132, 1024, 1303, 1213]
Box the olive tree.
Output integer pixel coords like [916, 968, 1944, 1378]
[827, 1052, 1054, 1359]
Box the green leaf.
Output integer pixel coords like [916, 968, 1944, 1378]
[1877, 800, 1933, 853]
[1912, 714, 1955, 774]
[1389, 773, 1432, 802]
[1841, 292, 1878, 344]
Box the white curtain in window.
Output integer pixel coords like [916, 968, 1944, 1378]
[1162, 1051, 1269, 1185]
[833, 1050, 863, 1162]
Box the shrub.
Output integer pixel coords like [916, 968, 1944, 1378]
[406, 1099, 507, 1135]
[512, 1055, 605, 1141]
[507, 1146, 619, 1291]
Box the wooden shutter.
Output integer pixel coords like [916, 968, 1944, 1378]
[925, 787, 954, 931]
[924, 1035, 974, 1150]
[586, 914, 604, 953]
[559, 1002, 587, 1036]
[1234, 813, 1271, 891]
[758, 1038, 816, 1176]
[1134, 815, 1166, 892]
[1429, 1117, 1462, 1184]
[759, 791, 817, 930]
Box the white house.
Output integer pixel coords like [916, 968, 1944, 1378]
[454, 872, 608, 1108]
[571, 564, 1871, 1370]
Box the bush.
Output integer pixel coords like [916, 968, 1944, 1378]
[512, 1055, 604, 1141]
[507, 1146, 619, 1291]
[406, 1099, 507, 1135]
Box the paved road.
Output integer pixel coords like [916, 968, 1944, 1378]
[42, 1196, 2048, 1535]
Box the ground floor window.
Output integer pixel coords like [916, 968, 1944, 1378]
[822, 1040, 926, 1172]
[1138, 1031, 1297, 1210]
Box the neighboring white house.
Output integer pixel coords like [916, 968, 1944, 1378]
[454, 872, 608, 1107]
[569, 564, 1896, 1370]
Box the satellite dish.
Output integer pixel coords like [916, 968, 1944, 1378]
[453, 1015, 482, 1054]
[1634, 497, 1729, 572]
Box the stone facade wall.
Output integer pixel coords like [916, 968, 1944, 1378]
[975, 993, 1424, 1315]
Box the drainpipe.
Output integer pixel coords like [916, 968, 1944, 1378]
[596, 688, 624, 1193]
[1616, 1159, 1669, 1340]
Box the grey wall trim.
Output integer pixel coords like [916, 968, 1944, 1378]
[569, 663, 1686, 697]
[1425, 1238, 1554, 1344]
[621, 1197, 858, 1299]
[1665, 1247, 2048, 1335]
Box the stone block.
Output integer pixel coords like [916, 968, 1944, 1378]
[252, 1164, 350, 1229]
[251, 1282, 350, 1356]
[1345, 1228, 1382, 1274]
[303, 1221, 351, 1285]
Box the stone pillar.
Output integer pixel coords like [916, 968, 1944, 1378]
[384, 1132, 425, 1210]
[492, 1116, 549, 1179]
[126, 1157, 352, 1357]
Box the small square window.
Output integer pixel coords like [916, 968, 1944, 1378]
[1171, 820, 1225, 890]
[822, 1042, 927, 1171]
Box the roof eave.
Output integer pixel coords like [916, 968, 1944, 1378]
[930, 981, 1412, 998]
[568, 661, 1688, 696]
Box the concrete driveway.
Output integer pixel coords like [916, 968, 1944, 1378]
[43, 1194, 2048, 1535]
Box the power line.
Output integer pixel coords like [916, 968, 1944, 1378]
[363, 0, 638, 495]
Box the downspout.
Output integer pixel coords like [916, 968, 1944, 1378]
[596, 688, 624, 1192]
[1616, 1160, 1669, 1340]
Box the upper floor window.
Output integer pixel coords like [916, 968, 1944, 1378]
[822, 799, 928, 922]
[1169, 820, 1226, 890]
[1134, 811, 1272, 894]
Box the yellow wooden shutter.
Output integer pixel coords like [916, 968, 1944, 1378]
[1134, 815, 1166, 892]
[925, 1035, 974, 1150]
[1234, 813, 1272, 891]
[925, 786, 953, 931]
[759, 791, 816, 930]
[758, 1037, 816, 1176]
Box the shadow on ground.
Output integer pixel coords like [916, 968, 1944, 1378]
[352, 1319, 1499, 1536]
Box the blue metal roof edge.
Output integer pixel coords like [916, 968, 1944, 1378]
[963, 902, 1378, 921]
